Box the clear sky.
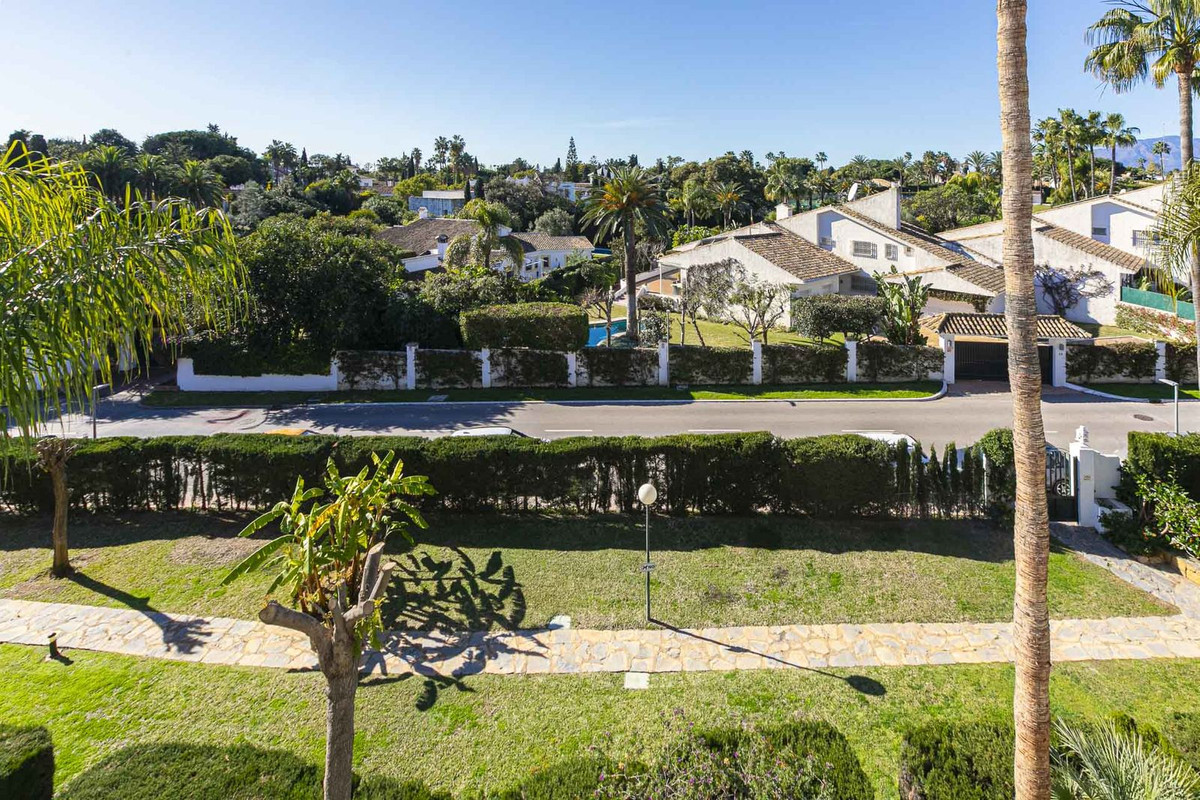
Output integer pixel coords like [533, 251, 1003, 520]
[3, 0, 1188, 168]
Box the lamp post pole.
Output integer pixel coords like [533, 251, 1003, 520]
[638, 482, 658, 622]
[1159, 378, 1180, 435]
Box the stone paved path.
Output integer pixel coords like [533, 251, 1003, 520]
[3, 526, 1200, 676]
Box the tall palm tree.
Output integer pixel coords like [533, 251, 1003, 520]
[989, 150, 1005, 182]
[1103, 112, 1141, 193]
[966, 150, 991, 174]
[1, 145, 245, 576]
[1033, 118, 1064, 191]
[177, 160, 224, 207]
[80, 144, 131, 201]
[1059, 108, 1084, 201]
[131, 153, 173, 199]
[765, 162, 801, 212]
[1154, 139, 1173, 175]
[998, 3, 1053, 799]
[669, 178, 714, 227]
[264, 139, 297, 183]
[1150, 163, 1200, 388]
[711, 181, 745, 228]
[443, 198, 525, 275]
[1085, 110, 1105, 196]
[814, 151, 828, 170]
[580, 166, 670, 344]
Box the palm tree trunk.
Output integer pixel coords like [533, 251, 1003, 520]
[1088, 147, 1096, 197]
[1109, 142, 1117, 195]
[998, 4, 1051, 800]
[323, 669, 358, 800]
[624, 219, 639, 345]
[50, 463, 70, 577]
[1065, 142, 1077, 201]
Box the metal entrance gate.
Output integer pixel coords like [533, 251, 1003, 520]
[954, 341, 1054, 383]
[1046, 445, 1077, 521]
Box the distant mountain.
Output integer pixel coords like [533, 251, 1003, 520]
[1098, 135, 1199, 174]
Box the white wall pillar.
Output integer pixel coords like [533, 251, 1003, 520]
[405, 343, 417, 391]
[1070, 426, 1098, 528]
[1050, 338, 1068, 387]
[938, 334, 955, 385]
[481, 348, 491, 389]
[566, 352, 578, 388]
[658, 341, 669, 387]
[1156, 341, 1168, 383]
[844, 340, 858, 383]
[751, 341, 763, 385]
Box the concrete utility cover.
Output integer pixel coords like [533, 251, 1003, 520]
[624, 672, 650, 690]
[1133, 414, 1155, 422]
[428, 395, 448, 402]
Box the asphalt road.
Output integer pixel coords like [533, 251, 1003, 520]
[32, 381, 1196, 455]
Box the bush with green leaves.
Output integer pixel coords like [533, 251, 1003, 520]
[1125, 432, 1200, 503]
[181, 336, 331, 377]
[669, 345, 753, 385]
[0, 725, 53, 800]
[1052, 718, 1200, 799]
[856, 341, 943, 382]
[780, 434, 894, 516]
[761, 343, 847, 383]
[415, 350, 481, 389]
[1066, 341, 1158, 383]
[791, 294, 885, 341]
[1130, 471, 1200, 559]
[1167, 342, 1198, 385]
[460, 303, 589, 351]
[490, 348, 569, 387]
[899, 719, 1014, 800]
[578, 347, 659, 386]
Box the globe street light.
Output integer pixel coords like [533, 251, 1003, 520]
[638, 482, 658, 622]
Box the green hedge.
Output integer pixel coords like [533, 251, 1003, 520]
[856, 341, 943, 382]
[415, 350, 480, 389]
[898, 720, 1014, 800]
[0, 432, 998, 519]
[0, 725, 53, 800]
[459, 303, 588, 351]
[1167, 343, 1198, 385]
[336, 350, 406, 390]
[1162, 712, 1200, 771]
[761, 343, 847, 384]
[669, 345, 753, 385]
[791, 294, 885, 341]
[1067, 341, 1157, 383]
[578, 347, 659, 386]
[1125, 432, 1200, 502]
[181, 338, 331, 377]
[490, 349, 568, 388]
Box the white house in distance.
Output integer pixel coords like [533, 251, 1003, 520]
[939, 183, 1164, 325]
[407, 189, 467, 218]
[509, 175, 593, 204]
[376, 215, 595, 280]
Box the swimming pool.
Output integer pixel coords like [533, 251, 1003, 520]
[587, 319, 628, 346]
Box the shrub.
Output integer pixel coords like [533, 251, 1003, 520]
[578, 347, 658, 386]
[496, 757, 611, 799]
[856, 341, 943, 382]
[1162, 712, 1200, 771]
[0, 725, 53, 800]
[416, 350, 481, 389]
[977, 427, 1015, 509]
[460, 303, 588, 351]
[669, 345, 753, 385]
[490, 349, 569, 388]
[181, 337, 331, 377]
[1115, 303, 1196, 344]
[1066, 341, 1157, 383]
[1125, 432, 1200, 503]
[899, 719, 1014, 800]
[761, 343, 847, 384]
[1167, 343, 1198, 385]
[336, 350, 406, 390]
[791, 294, 885, 341]
[780, 435, 894, 516]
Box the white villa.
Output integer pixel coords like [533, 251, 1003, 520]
[407, 189, 467, 218]
[376, 216, 595, 281]
[509, 175, 593, 204]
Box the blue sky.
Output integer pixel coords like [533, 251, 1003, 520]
[3, 1, 1188, 167]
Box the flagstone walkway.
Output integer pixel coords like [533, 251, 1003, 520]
[2, 526, 1200, 677]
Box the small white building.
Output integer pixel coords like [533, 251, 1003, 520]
[509, 175, 592, 204]
[406, 189, 466, 218]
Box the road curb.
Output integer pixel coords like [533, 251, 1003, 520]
[1063, 382, 1198, 404]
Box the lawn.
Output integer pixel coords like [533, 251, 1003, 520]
[1083, 383, 1200, 401]
[0, 513, 1170, 629]
[601, 303, 840, 348]
[142, 381, 941, 407]
[1074, 322, 1153, 340]
[6, 643, 1200, 797]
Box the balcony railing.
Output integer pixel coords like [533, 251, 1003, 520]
[1119, 285, 1195, 321]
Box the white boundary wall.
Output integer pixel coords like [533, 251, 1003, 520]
[177, 358, 338, 392]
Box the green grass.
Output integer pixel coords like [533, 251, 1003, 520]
[601, 304, 840, 348]
[1074, 322, 1153, 340]
[1083, 383, 1200, 401]
[7, 644, 1200, 797]
[0, 513, 1170, 629]
[143, 381, 940, 408]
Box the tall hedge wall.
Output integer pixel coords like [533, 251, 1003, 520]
[578, 348, 659, 387]
[415, 350, 481, 389]
[459, 303, 588, 351]
[1167, 343, 1198, 385]
[668, 345, 753, 385]
[1066, 341, 1157, 383]
[0, 432, 995, 519]
[761, 343, 847, 384]
[857, 342, 943, 382]
[490, 349, 568, 388]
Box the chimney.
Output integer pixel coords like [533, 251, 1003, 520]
[418, 207, 429, 220]
[775, 203, 792, 220]
[436, 234, 448, 259]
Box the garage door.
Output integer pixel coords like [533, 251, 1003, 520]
[956, 341, 1053, 383]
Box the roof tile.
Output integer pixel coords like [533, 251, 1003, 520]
[921, 312, 1092, 339]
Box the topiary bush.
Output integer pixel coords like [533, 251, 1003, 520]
[1066, 341, 1158, 383]
[460, 303, 588, 351]
[761, 343, 847, 384]
[416, 350, 481, 389]
[898, 719, 1014, 800]
[856, 341, 943, 382]
[669, 345, 753, 385]
[0, 725, 53, 800]
[578, 347, 659, 386]
[490, 349, 569, 388]
[780, 435, 894, 516]
[791, 294, 885, 341]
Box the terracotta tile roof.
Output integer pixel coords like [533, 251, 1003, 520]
[733, 223, 859, 281]
[921, 312, 1092, 340]
[1031, 218, 1146, 272]
[376, 218, 477, 254]
[509, 232, 595, 252]
[946, 262, 1007, 295]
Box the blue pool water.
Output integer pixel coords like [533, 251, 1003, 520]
[587, 319, 628, 346]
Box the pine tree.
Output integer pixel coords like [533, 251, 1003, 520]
[553, 157, 563, 173]
[474, 176, 485, 200]
[566, 137, 580, 180]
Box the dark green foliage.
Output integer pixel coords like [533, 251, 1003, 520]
[182, 337, 331, 376]
[781, 435, 893, 516]
[416, 350, 481, 389]
[494, 757, 611, 799]
[977, 427, 1015, 511]
[1167, 343, 1198, 385]
[700, 721, 873, 800]
[490, 349, 569, 388]
[460, 303, 589, 351]
[1162, 712, 1200, 771]
[1125, 432, 1200, 502]
[856, 341, 943, 381]
[790, 295, 885, 341]
[761, 343, 847, 383]
[335, 351, 406, 390]
[1108, 712, 1181, 760]
[1067, 341, 1158, 383]
[0, 725, 53, 800]
[669, 345, 753, 385]
[899, 719, 1014, 800]
[57, 742, 446, 800]
[578, 347, 658, 386]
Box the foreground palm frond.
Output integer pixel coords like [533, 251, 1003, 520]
[1051, 719, 1200, 800]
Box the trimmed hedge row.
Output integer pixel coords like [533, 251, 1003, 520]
[577, 347, 658, 386]
[856, 341, 942, 382]
[0, 725, 53, 800]
[669, 345, 753, 385]
[0, 432, 995, 518]
[459, 303, 588, 351]
[182, 338, 331, 377]
[1167, 343, 1198, 385]
[761, 343, 847, 383]
[415, 350, 480, 389]
[489, 349, 568, 388]
[1067, 341, 1157, 383]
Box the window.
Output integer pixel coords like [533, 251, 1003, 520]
[904, 246, 914, 256]
[819, 236, 834, 250]
[1092, 226, 1108, 237]
[885, 243, 899, 260]
[852, 241, 878, 258]
[1133, 230, 1159, 246]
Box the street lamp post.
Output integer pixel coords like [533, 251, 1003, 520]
[1159, 378, 1180, 436]
[638, 482, 658, 622]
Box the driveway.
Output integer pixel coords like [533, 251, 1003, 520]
[29, 380, 1192, 455]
